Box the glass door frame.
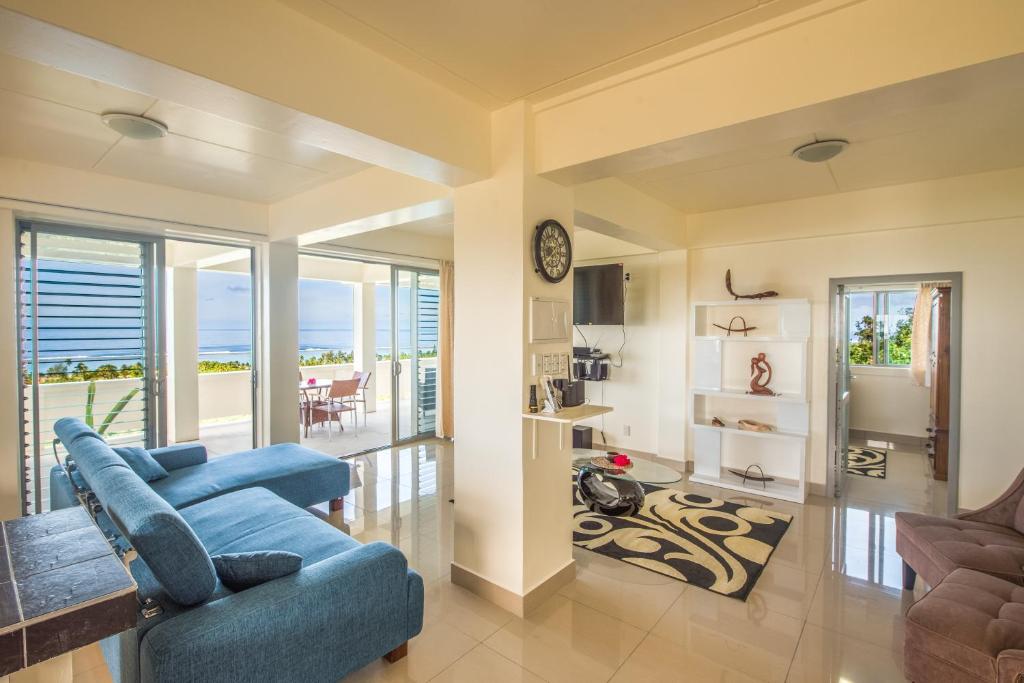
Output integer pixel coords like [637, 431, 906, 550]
[390, 264, 439, 446]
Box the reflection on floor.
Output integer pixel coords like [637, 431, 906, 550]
[196, 404, 396, 458]
[72, 440, 935, 683]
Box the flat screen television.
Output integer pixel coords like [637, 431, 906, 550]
[573, 264, 624, 325]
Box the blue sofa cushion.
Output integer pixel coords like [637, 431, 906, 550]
[56, 424, 217, 607]
[180, 487, 361, 564]
[149, 443, 349, 510]
[113, 446, 169, 482]
[52, 417, 106, 447]
[212, 551, 302, 591]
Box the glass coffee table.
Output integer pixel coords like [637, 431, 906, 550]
[571, 448, 683, 485]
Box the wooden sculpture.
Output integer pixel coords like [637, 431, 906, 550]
[748, 352, 776, 396]
[712, 315, 757, 336]
[725, 269, 779, 300]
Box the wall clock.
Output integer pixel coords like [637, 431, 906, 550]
[532, 219, 572, 283]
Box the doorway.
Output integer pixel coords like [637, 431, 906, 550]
[827, 273, 962, 516]
[295, 253, 439, 456]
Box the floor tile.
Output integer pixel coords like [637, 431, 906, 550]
[343, 620, 476, 683]
[559, 552, 686, 630]
[485, 594, 645, 683]
[429, 644, 545, 683]
[740, 560, 820, 621]
[72, 665, 114, 683]
[650, 589, 803, 682]
[807, 570, 918, 650]
[423, 579, 514, 642]
[610, 632, 763, 683]
[71, 644, 104, 674]
[786, 623, 905, 683]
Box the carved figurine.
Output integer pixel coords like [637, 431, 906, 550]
[725, 269, 779, 300]
[748, 352, 776, 396]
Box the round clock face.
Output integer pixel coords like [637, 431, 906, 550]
[533, 219, 572, 283]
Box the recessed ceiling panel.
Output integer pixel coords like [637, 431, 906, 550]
[96, 134, 327, 202]
[322, 0, 759, 100]
[0, 52, 155, 114]
[0, 89, 120, 169]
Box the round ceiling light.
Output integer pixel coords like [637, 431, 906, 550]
[792, 139, 848, 163]
[100, 112, 169, 140]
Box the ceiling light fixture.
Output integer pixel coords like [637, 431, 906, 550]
[100, 112, 169, 140]
[792, 139, 848, 163]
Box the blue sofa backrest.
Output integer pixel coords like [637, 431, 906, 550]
[53, 418, 217, 606]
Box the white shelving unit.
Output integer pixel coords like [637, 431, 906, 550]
[688, 298, 810, 503]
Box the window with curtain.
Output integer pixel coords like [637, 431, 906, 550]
[847, 290, 916, 366]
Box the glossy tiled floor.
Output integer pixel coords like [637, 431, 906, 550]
[72, 437, 945, 683]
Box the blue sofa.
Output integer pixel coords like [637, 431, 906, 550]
[49, 418, 423, 683]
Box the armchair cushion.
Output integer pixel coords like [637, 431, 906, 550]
[113, 446, 169, 482]
[897, 512, 1024, 587]
[212, 551, 302, 591]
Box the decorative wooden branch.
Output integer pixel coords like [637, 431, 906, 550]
[725, 269, 779, 300]
[712, 315, 757, 336]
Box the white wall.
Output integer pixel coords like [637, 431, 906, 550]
[574, 253, 661, 453]
[849, 366, 930, 438]
[685, 166, 1024, 509]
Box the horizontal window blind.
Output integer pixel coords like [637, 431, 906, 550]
[18, 227, 151, 514]
[415, 274, 439, 437]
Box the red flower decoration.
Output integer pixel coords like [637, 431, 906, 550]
[612, 454, 631, 466]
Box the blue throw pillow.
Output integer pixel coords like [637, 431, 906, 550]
[112, 446, 169, 482]
[211, 551, 303, 591]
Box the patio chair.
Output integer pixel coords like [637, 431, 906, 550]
[351, 370, 373, 426]
[310, 379, 359, 440]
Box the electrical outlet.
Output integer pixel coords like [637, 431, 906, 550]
[623, 424, 631, 437]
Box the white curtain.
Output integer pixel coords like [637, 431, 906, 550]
[910, 284, 934, 386]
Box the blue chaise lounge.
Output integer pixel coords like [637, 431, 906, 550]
[49, 418, 424, 683]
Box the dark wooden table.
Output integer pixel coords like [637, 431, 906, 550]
[0, 506, 136, 675]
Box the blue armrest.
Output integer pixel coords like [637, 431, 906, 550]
[148, 444, 208, 471]
[140, 542, 424, 682]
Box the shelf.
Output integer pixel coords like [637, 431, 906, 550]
[690, 469, 805, 503]
[693, 335, 807, 343]
[522, 403, 612, 424]
[692, 420, 806, 441]
[692, 298, 809, 307]
[523, 404, 613, 459]
[691, 388, 805, 403]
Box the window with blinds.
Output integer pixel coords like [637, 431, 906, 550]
[18, 225, 156, 514]
[415, 274, 439, 436]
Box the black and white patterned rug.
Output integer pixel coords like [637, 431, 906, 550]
[572, 482, 791, 601]
[847, 446, 887, 479]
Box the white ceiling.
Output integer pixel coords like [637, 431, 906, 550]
[301, 0, 820, 104]
[0, 52, 370, 203]
[620, 80, 1024, 214]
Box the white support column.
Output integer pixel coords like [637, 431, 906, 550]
[353, 282, 377, 413]
[171, 266, 199, 443]
[263, 241, 300, 444]
[0, 209, 22, 520]
[451, 103, 575, 615]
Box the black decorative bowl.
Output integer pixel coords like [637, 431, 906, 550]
[576, 465, 645, 517]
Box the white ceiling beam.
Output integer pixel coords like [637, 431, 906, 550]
[0, 2, 490, 186]
[574, 178, 686, 251]
[533, 0, 1024, 184]
[268, 166, 452, 245]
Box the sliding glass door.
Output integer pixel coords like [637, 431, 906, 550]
[391, 267, 439, 443]
[18, 222, 164, 514]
